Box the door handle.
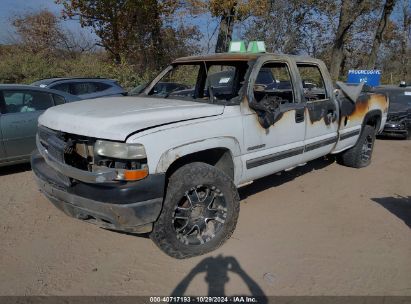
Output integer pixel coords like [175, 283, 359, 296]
[326, 111, 337, 123]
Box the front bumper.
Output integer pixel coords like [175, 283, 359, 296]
[380, 120, 410, 137]
[31, 150, 165, 233]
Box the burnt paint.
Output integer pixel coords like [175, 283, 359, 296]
[306, 99, 337, 125]
[345, 93, 388, 123]
[339, 96, 356, 117]
[250, 92, 387, 130]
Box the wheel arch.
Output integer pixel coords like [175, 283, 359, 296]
[155, 137, 242, 184]
[362, 109, 382, 132]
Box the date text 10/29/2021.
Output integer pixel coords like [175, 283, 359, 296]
[150, 297, 260, 303]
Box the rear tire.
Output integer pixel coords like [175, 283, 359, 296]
[337, 125, 376, 168]
[150, 162, 240, 259]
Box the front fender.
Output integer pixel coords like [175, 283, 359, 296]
[155, 136, 242, 185]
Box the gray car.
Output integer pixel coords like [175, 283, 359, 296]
[31, 77, 126, 99]
[0, 84, 80, 167]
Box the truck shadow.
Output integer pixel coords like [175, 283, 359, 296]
[371, 195, 411, 229]
[171, 255, 267, 302]
[0, 163, 31, 176]
[239, 155, 335, 200]
[376, 135, 408, 141]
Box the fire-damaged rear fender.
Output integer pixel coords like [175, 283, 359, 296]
[155, 137, 242, 185]
[362, 109, 383, 132]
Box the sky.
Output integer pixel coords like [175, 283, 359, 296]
[0, 0, 94, 43]
[0, 0, 219, 51]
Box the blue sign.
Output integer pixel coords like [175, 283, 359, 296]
[347, 70, 381, 87]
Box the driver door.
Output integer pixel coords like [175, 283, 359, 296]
[241, 59, 306, 182]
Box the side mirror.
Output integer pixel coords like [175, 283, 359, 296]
[336, 81, 364, 103]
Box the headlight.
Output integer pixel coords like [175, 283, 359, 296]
[94, 140, 146, 159]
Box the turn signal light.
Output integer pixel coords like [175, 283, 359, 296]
[122, 168, 149, 181]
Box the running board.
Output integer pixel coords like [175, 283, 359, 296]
[284, 163, 307, 172]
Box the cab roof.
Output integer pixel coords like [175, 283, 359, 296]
[173, 52, 321, 64]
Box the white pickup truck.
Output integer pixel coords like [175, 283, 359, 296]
[32, 50, 388, 258]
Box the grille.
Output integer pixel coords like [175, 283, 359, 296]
[38, 127, 54, 145]
[47, 142, 64, 162]
[38, 127, 66, 163]
[388, 111, 408, 122]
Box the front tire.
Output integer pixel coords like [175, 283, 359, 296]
[150, 162, 240, 259]
[337, 125, 376, 168]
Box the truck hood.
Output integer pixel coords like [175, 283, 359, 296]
[389, 102, 410, 113]
[39, 96, 224, 141]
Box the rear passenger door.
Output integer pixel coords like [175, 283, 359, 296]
[0, 90, 54, 160]
[296, 63, 339, 161]
[242, 59, 306, 181]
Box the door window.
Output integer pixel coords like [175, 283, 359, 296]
[296, 64, 328, 101]
[206, 64, 245, 101]
[3, 91, 54, 113]
[51, 83, 70, 93]
[53, 94, 66, 105]
[71, 82, 93, 95]
[95, 82, 111, 92]
[254, 62, 294, 104]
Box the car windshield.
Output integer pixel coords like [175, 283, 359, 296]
[387, 90, 411, 106]
[145, 61, 250, 104]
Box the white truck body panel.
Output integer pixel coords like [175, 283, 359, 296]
[128, 105, 244, 183]
[38, 97, 224, 141]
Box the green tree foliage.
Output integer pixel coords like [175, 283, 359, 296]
[0, 45, 153, 90]
[56, 0, 200, 69]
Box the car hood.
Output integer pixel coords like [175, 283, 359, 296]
[38, 96, 224, 141]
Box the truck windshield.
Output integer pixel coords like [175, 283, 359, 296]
[146, 61, 249, 104]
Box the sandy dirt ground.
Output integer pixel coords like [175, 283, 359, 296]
[0, 138, 410, 296]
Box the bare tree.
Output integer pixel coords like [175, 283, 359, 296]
[367, 0, 397, 68]
[329, 0, 373, 81]
[399, 0, 411, 80]
[12, 10, 65, 53]
[242, 1, 317, 55]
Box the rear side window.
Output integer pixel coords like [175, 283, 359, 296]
[3, 90, 53, 113]
[96, 82, 111, 92]
[297, 64, 328, 101]
[71, 82, 110, 95]
[51, 83, 70, 93]
[72, 83, 92, 95]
